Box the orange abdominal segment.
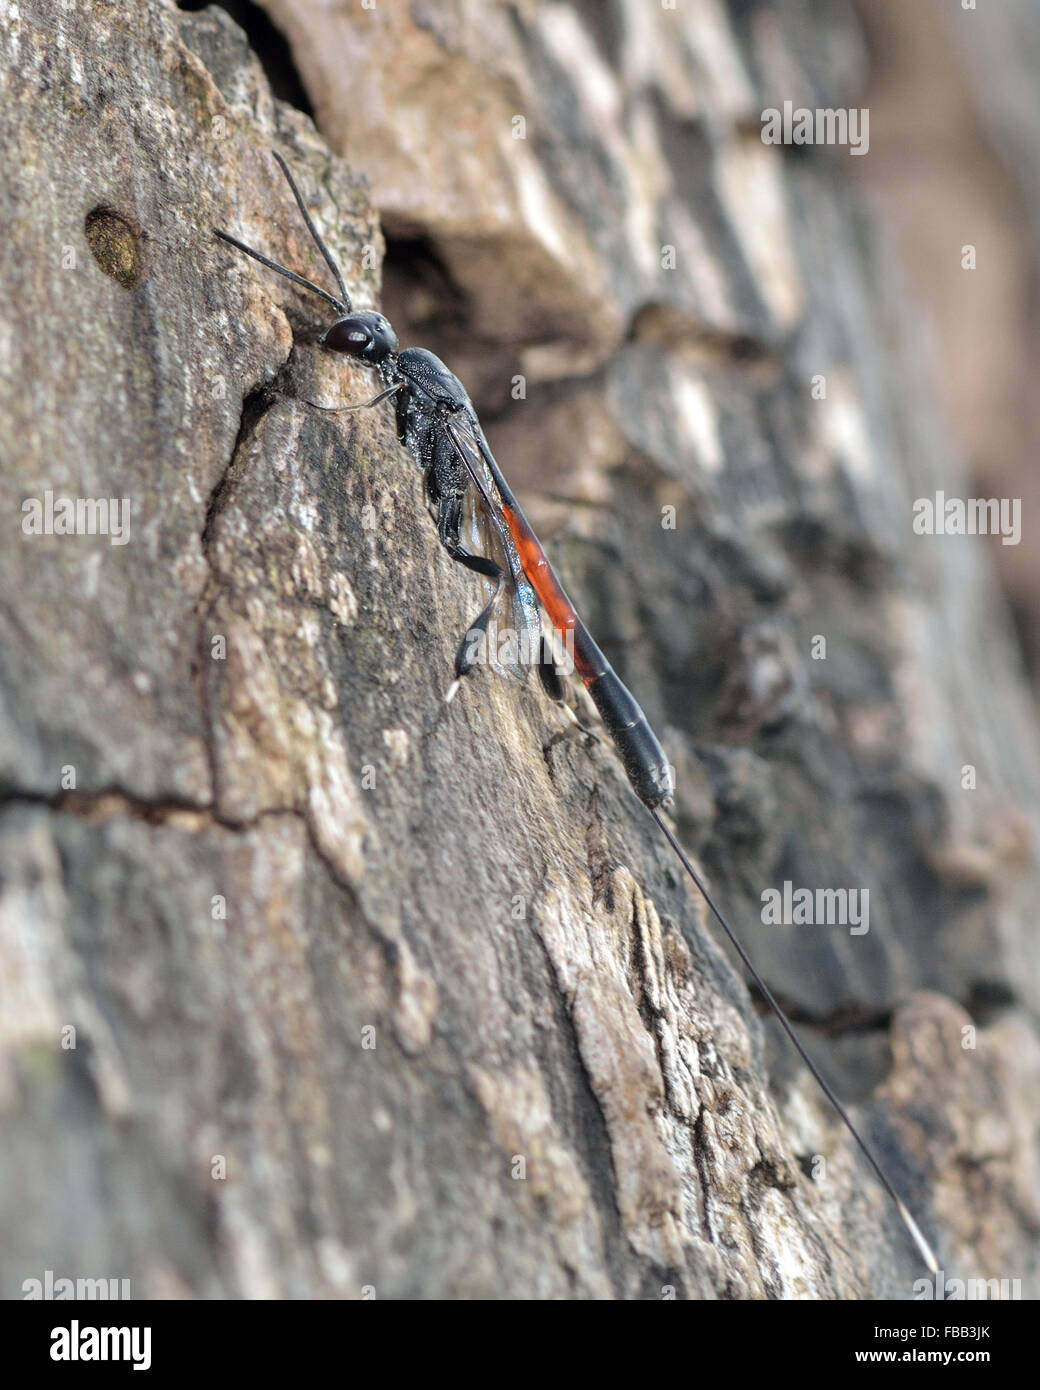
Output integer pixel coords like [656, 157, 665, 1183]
[502, 505, 600, 682]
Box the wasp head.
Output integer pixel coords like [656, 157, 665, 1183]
[322, 312, 399, 364]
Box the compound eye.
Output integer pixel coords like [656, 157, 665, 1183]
[323, 318, 371, 356]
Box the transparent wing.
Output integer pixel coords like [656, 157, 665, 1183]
[445, 414, 544, 683]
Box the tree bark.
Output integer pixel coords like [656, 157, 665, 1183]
[1, 0, 1038, 1299]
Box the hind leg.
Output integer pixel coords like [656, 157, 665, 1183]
[436, 493, 506, 684]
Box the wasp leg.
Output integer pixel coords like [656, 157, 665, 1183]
[437, 493, 505, 686]
[536, 636, 600, 741]
[537, 635, 567, 703]
[304, 383, 405, 413]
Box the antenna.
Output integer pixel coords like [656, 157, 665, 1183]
[212, 229, 346, 313]
[269, 150, 351, 311]
[213, 149, 351, 315]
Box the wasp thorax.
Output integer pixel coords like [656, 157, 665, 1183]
[323, 312, 399, 363]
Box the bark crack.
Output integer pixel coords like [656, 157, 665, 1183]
[0, 782, 295, 835]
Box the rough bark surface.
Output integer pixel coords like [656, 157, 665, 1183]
[1, 0, 1038, 1299]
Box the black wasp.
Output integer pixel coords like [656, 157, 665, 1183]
[214, 150, 939, 1278]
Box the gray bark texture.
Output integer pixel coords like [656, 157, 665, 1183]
[1, 0, 1038, 1300]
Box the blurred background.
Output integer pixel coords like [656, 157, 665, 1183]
[853, 0, 1040, 701]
